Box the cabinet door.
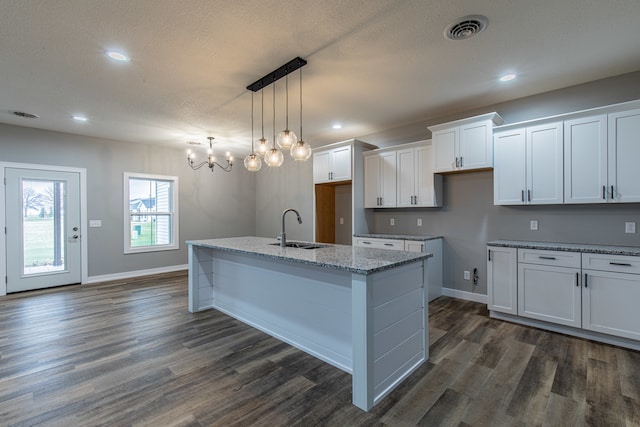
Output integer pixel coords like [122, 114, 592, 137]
[432, 128, 457, 173]
[379, 151, 397, 207]
[564, 115, 608, 204]
[582, 269, 640, 340]
[526, 122, 563, 204]
[487, 246, 517, 315]
[517, 263, 581, 327]
[331, 146, 352, 181]
[415, 145, 440, 207]
[313, 151, 331, 183]
[363, 155, 381, 208]
[608, 108, 640, 203]
[493, 129, 526, 205]
[396, 148, 415, 207]
[459, 120, 493, 170]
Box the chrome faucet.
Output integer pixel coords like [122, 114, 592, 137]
[279, 208, 302, 248]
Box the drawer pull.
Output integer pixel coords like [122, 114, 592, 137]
[538, 256, 557, 260]
[362, 241, 371, 245]
[384, 243, 394, 247]
[609, 262, 632, 267]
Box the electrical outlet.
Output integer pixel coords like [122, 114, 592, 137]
[89, 220, 102, 227]
[390, 218, 395, 226]
[417, 218, 423, 227]
[339, 217, 344, 225]
[464, 270, 471, 280]
[530, 220, 538, 231]
[625, 222, 636, 234]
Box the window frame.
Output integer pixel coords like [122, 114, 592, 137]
[123, 172, 179, 254]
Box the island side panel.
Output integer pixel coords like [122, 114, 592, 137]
[351, 260, 428, 411]
[188, 244, 215, 313]
[211, 249, 353, 372]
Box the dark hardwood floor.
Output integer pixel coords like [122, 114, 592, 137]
[1, 271, 639, 426]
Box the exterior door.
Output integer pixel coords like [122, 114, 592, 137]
[5, 168, 82, 292]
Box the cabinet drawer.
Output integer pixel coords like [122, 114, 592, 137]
[354, 238, 405, 251]
[518, 249, 580, 268]
[582, 253, 640, 274]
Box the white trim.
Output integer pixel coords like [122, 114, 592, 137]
[0, 162, 88, 295]
[84, 264, 187, 284]
[441, 287, 488, 304]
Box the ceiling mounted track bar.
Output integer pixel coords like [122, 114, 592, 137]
[246, 57, 307, 92]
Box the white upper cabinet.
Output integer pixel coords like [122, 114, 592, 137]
[363, 151, 396, 208]
[564, 115, 608, 203]
[364, 141, 441, 208]
[313, 145, 352, 183]
[608, 108, 640, 203]
[493, 122, 563, 205]
[429, 112, 503, 173]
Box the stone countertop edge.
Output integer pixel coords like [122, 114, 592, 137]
[353, 233, 443, 241]
[187, 236, 432, 275]
[487, 240, 640, 257]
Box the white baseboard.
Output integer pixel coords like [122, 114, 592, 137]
[441, 287, 487, 304]
[84, 264, 187, 284]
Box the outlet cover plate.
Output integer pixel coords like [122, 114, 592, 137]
[417, 218, 423, 227]
[464, 271, 471, 280]
[530, 220, 538, 231]
[625, 222, 636, 233]
[390, 218, 395, 226]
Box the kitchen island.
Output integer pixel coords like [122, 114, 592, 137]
[187, 236, 432, 411]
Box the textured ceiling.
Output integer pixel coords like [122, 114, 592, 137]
[1, 0, 640, 155]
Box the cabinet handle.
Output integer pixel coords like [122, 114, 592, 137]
[602, 185, 606, 200]
[521, 190, 525, 202]
[611, 185, 614, 199]
[576, 272, 579, 287]
[455, 157, 459, 168]
[584, 273, 588, 288]
[384, 243, 394, 246]
[610, 262, 632, 267]
[528, 190, 531, 202]
[460, 156, 463, 167]
[488, 250, 491, 262]
[538, 256, 557, 260]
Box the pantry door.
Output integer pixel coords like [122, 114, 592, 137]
[5, 167, 82, 292]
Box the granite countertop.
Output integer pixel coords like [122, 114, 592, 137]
[488, 240, 640, 257]
[187, 236, 432, 275]
[353, 233, 443, 242]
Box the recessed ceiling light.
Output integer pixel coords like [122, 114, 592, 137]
[73, 115, 88, 122]
[499, 73, 517, 82]
[332, 123, 342, 129]
[105, 50, 130, 62]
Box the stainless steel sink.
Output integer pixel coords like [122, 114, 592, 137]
[269, 241, 329, 249]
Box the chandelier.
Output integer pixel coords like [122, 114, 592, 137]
[187, 137, 233, 172]
[244, 57, 311, 171]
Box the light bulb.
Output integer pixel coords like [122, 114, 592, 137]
[255, 138, 270, 156]
[277, 129, 297, 149]
[290, 140, 312, 161]
[264, 147, 284, 167]
[244, 153, 262, 171]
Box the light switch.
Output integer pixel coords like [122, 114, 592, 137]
[89, 220, 102, 228]
[530, 220, 538, 231]
[339, 217, 344, 225]
[625, 222, 636, 234]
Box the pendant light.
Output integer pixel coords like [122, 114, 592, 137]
[276, 74, 297, 149]
[264, 83, 284, 167]
[255, 89, 270, 157]
[291, 67, 312, 161]
[243, 91, 262, 171]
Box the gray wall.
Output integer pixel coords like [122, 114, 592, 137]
[255, 70, 640, 297]
[1, 124, 256, 277]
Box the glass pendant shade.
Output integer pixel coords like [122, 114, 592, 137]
[244, 153, 262, 171]
[255, 137, 270, 156]
[290, 140, 312, 161]
[277, 129, 297, 149]
[264, 147, 284, 167]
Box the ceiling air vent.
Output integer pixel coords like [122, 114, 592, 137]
[445, 15, 489, 40]
[13, 111, 39, 119]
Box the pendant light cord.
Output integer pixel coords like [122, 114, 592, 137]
[299, 67, 303, 141]
[251, 92, 255, 153]
[272, 83, 276, 148]
[261, 89, 265, 139]
[285, 75, 289, 130]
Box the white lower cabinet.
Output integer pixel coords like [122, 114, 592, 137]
[488, 244, 640, 348]
[487, 246, 517, 315]
[582, 253, 640, 340]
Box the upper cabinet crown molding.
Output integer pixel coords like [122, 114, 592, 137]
[428, 112, 504, 173]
